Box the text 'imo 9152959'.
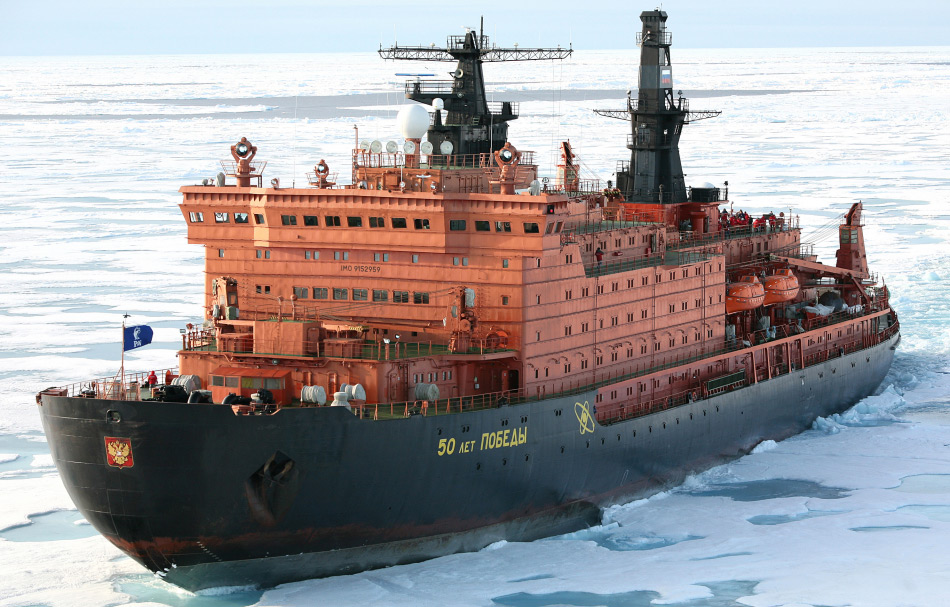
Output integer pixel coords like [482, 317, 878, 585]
[37, 10, 899, 591]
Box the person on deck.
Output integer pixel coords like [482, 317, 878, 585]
[595, 248, 604, 266]
[147, 370, 157, 387]
[164, 370, 173, 385]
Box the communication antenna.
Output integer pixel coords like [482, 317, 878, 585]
[292, 95, 298, 188]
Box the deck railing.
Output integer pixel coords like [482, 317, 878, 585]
[46, 306, 898, 427]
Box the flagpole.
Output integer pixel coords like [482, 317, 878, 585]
[121, 313, 129, 400]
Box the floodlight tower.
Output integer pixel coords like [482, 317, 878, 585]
[596, 10, 720, 204]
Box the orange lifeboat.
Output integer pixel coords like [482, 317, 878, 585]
[763, 268, 800, 305]
[726, 276, 765, 314]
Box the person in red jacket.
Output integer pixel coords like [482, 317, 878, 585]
[164, 370, 173, 385]
[147, 370, 157, 387]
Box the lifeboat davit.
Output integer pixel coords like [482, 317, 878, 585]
[726, 276, 765, 314]
[763, 268, 800, 305]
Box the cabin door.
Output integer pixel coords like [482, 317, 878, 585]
[388, 363, 409, 402]
[507, 369, 519, 392]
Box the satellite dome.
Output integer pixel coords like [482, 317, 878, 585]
[696, 181, 716, 189]
[432, 98, 445, 111]
[397, 104, 430, 139]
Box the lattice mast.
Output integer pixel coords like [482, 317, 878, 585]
[379, 18, 572, 157]
[595, 10, 719, 204]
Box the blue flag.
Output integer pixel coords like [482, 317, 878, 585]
[123, 325, 153, 351]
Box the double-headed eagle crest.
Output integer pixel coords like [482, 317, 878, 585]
[104, 437, 134, 468]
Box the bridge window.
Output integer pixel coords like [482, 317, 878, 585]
[523, 222, 540, 233]
[414, 218, 430, 230]
[234, 213, 249, 223]
[189, 212, 203, 222]
[254, 213, 265, 224]
[325, 215, 341, 227]
[393, 291, 409, 303]
[303, 215, 319, 226]
[450, 220, 467, 231]
[374, 253, 389, 262]
[347, 216, 362, 227]
[392, 217, 407, 228]
[281, 215, 297, 226]
[214, 212, 229, 223]
[313, 288, 327, 299]
[373, 289, 388, 302]
[475, 220, 491, 231]
[413, 292, 430, 304]
[333, 288, 348, 300]
[353, 289, 368, 301]
[293, 287, 309, 299]
[495, 221, 511, 232]
[369, 216, 385, 228]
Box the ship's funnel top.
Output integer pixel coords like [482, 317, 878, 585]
[398, 104, 430, 139]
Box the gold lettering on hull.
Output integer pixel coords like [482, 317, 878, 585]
[436, 426, 528, 456]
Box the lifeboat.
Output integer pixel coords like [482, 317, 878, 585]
[726, 276, 765, 313]
[763, 268, 800, 305]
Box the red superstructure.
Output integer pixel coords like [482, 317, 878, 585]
[176, 132, 894, 424]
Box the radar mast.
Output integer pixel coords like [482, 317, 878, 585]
[379, 18, 572, 158]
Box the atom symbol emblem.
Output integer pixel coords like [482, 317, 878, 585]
[574, 401, 595, 435]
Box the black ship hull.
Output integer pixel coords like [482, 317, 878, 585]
[38, 332, 897, 591]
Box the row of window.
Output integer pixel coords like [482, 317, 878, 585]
[414, 371, 453, 383]
[210, 375, 284, 389]
[225, 248, 506, 268]
[256, 285, 510, 307]
[190, 211, 545, 234]
[288, 287, 431, 304]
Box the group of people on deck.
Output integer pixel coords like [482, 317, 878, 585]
[719, 209, 784, 233]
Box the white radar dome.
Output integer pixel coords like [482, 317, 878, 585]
[397, 104, 430, 139]
[432, 98, 445, 111]
[696, 181, 716, 189]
